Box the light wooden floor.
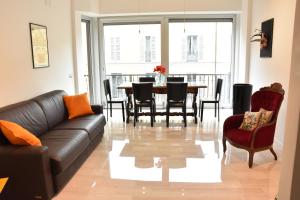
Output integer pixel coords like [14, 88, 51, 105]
[54, 109, 281, 200]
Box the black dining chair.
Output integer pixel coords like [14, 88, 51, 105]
[167, 77, 184, 82]
[166, 82, 188, 127]
[132, 83, 156, 127]
[103, 79, 126, 122]
[139, 77, 156, 112]
[199, 78, 223, 122]
[139, 77, 155, 82]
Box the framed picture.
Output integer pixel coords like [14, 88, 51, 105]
[29, 23, 49, 68]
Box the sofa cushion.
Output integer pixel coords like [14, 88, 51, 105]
[63, 93, 94, 119]
[53, 114, 106, 140]
[0, 120, 42, 146]
[39, 130, 89, 174]
[0, 100, 48, 138]
[33, 90, 68, 129]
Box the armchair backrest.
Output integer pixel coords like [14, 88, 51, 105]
[250, 83, 285, 121]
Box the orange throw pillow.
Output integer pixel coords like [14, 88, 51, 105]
[63, 93, 94, 119]
[0, 120, 42, 146]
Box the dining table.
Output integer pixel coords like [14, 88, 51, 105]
[117, 82, 207, 124]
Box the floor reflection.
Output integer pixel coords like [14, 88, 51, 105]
[109, 132, 222, 183]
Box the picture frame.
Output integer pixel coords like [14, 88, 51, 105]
[29, 23, 49, 68]
[260, 18, 274, 58]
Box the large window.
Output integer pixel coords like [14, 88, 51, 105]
[169, 21, 233, 75]
[104, 23, 161, 75]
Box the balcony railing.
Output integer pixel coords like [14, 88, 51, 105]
[106, 73, 231, 108]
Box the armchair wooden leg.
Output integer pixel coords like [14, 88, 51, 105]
[270, 147, 278, 160]
[222, 137, 227, 153]
[248, 151, 254, 168]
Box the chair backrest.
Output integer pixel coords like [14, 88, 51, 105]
[132, 83, 153, 102]
[251, 83, 284, 121]
[103, 79, 112, 100]
[167, 82, 188, 102]
[215, 79, 223, 100]
[139, 77, 155, 82]
[167, 77, 184, 82]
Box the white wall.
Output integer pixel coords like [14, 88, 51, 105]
[249, 0, 297, 145]
[278, 0, 300, 198]
[98, 0, 242, 15]
[0, 0, 75, 107]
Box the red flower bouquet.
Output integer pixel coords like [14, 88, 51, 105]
[153, 65, 166, 75]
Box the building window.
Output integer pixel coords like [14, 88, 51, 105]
[145, 36, 156, 62]
[186, 35, 198, 62]
[110, 37, 120, 61]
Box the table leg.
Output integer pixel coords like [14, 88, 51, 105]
[192, 92, 198, 124]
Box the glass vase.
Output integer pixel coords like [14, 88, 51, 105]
[156, 74, 165, 85]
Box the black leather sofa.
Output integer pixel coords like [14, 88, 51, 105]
[0, 90, 106, 200]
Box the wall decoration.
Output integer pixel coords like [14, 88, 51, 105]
[250, 18, 274, 58]
[29, 23, 49, 68]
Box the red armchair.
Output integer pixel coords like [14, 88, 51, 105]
[223, 83, 285, 168]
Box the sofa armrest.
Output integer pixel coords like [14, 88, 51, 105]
[223, 114, 244, 134]
[91, 105, 103, 114]
[0, 145, 54, 200]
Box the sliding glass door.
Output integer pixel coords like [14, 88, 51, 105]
[100, 17, 235, 107]
[169, 20, 233, 106]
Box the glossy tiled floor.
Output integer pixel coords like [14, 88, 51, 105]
[54, 109, 281, 200]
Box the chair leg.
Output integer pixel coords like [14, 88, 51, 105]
[200, 102, 204, 122]
[270, 147, 278, 160]
[166, 105, 170, 127]
[150, 105, 153, 127]
[198, 101, 201, 117]
[214, 103, 217, 117]
[106, 103, 109, 120]
[222, 137, 227, 153]
[248, 151, 254, 168]
[121, 102, 125, 122]
[183, 105, 187, 127]
[153, 101, 156, 122]
[110, 102, 113, 117]
[133, 106, 137, 127]
[218, 102, 220, 122]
